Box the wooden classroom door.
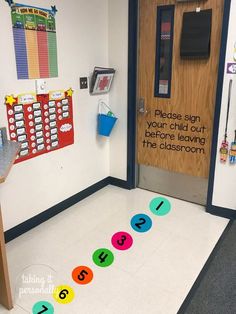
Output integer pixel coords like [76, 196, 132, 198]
[137, 0, 224, 204]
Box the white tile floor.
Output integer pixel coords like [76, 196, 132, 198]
[0, 186, 229, 314]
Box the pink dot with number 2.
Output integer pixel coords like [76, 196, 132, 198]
[111, 231, 133, 250]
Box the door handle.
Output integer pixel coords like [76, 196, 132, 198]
[138, 98, 150, 115]
[138, 98, 148, 114]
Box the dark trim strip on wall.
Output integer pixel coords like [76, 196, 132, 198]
[207, 205, 236, 220]
[4, 176, 130, 243]
[109, 177, 132, 189]
[206, 0, 232, 218]
[127, 0, 138, 189]
[5, 177, 109, 243]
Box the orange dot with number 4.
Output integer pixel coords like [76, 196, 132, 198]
[72, 266, 93, 285]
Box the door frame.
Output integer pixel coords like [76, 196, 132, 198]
[127, 0, 234, 218]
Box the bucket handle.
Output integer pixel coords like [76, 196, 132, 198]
[98, 99, 114, 116]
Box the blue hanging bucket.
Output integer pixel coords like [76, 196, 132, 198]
[97, 101, 117, 137]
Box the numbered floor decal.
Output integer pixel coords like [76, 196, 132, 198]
[149, 197, 171, 216]
[111, 231, 133, 250]
[92, 248, 114, 267]
[72, 266, 94, 285]
[53, 285, 75, 304]
[131, 214, 153, 233]
[29, 196, 172, 311]
[32, 301, 54, 314]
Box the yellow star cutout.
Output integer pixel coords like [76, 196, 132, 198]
[66, 88, 74, 97]
[5, 95, 16, 106]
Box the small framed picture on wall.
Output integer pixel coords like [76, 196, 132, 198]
[90, 67, 115, 95]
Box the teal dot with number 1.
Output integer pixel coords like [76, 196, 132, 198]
[149, 197, 171, 216]
[32, 301, 54, 314]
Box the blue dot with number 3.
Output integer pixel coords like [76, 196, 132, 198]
[131, 214, 152, 233]
[32, 301, 54, 314]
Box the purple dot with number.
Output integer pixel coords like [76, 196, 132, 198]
[111, 231, 133, 250]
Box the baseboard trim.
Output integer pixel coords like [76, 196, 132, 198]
[5, 174, 235, 244]
[206, 205, 236, 220]
[108, 176, 132, 189]
[4, 176, 131, 243]
[4, 177, 111, 243]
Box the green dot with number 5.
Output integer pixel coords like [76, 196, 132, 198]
[53, 285, 75, 304]
[92, 248, 114, 267]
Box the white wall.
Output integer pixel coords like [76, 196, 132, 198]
[0, 0, 114, 230]
[212, 0, 236, 210]
[108, 0, 129, 180]
[3, 0, 233, 227]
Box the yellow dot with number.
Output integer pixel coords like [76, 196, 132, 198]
[53, 285, 75, 304]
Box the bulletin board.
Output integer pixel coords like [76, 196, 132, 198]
[5, 89, 74, 163]
[10, 3, 58, 79]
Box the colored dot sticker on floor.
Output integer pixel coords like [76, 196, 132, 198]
[111, 231, 133, 250]
[32, 301, 54, 314]
[72, 266, 93, 285]
[131, 214, 153, 233]
[149, 197, 171, 216]
[92, 248, 114, 267]
[53, 285, 75, 304]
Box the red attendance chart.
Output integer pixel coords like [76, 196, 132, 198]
[10, 3, 58, 79]
[5, 89, 74, 163]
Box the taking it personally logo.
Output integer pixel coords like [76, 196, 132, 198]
[14, 264, 57, 312]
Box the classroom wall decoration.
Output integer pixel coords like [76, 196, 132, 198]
[8, 2, 58, 79]
[5, 88, 74, 163]
[180, 9, 212, 59]
[90, 67, 115, 95]
[219, 79, 233, 164]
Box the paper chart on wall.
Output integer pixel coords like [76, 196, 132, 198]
[10, 3, 58, 79]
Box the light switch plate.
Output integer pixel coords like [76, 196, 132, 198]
[35, 79, 47, 94]
[80, 77, 88, 89]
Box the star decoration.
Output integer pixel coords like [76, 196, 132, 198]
[51, 5, 58, 16]
[5, 0, 14, 6]
[66, 88, 74, 97]
[5, 95, 16, 106]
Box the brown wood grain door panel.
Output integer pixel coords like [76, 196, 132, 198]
[138, 0, 224, 178]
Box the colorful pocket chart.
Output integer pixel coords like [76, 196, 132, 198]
[11, 3, 58, 79]
[5, 88, 74, 163]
